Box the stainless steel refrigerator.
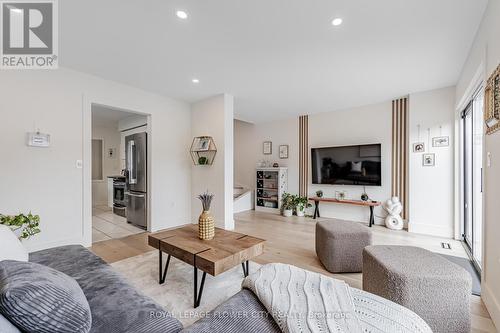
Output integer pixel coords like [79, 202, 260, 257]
[125, 132, 147, 229]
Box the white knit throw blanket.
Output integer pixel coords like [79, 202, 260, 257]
[242, 263, 363, 333]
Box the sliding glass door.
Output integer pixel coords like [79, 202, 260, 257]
[462, 103, 473, 250]
[461, 88, 484, 270]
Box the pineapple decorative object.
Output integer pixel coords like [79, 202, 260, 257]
[197, 191, 215, 240]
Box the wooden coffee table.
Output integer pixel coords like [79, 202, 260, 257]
[148, 224, 265, 308]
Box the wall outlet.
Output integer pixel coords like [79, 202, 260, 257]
[487, 152, 491, 167]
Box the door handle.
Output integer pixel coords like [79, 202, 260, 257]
[128, 140, 137, 184]
[126, 192, 145, 198]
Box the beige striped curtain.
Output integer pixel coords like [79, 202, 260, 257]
[299, 115, 309, 197]
[392, 97, 409, 220]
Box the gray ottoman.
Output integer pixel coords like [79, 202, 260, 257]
[315, 219, 372, 273]
[363, 245, 472, 333]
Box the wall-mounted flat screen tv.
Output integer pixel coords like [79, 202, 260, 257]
[311, 144, 381, 186]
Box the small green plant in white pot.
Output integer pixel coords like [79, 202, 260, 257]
[0, 212, 41, 240]
[280, 193, 295, 217]
[295, 196, 311, 217]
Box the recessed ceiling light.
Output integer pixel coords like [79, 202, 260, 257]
[331, 18, 343, 26]
[176, 10, 188, 19]
[192, 78, 200, 84]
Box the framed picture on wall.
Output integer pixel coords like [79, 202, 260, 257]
[279, 145, 289, 159]
[413, 142, 425, 153]
[263, 141, 272, 155]
[432, 136, 449, 147]
[423, 153, 435, 166]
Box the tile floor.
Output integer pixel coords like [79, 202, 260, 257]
[92, 205, 145, 243]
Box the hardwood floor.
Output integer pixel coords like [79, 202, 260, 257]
[90, 211, 497, 333]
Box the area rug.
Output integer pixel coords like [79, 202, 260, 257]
[111, 250, 260, 326]
[440, 254, 481, 296]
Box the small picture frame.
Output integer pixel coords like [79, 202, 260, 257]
[279, 145, 289, 159]
[413, 142, 425, 153]
[197, 137, 210, 151]
[423, 153, 435, 167]
[432, 136, 449, 147]
[263, 141, 272, 155]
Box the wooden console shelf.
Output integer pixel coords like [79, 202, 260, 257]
[308, 197, 381, 227]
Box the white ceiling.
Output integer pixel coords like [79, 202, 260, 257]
[91, 104, 140, 128]
[61, 0, 487, 123]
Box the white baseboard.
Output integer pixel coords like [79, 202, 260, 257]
[408, 222, 453, 238]
[482, 282, 500, 330]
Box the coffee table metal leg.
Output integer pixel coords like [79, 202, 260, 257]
[159, 250, 171, 284]
[241, 260, 249, 277]
[193, 267, 207, 308]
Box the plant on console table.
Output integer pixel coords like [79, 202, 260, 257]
[197, 191, 215, 240]
[0, 212, 41, 240]
[280, 193, 296, 217]
[295, 196, 312, 217]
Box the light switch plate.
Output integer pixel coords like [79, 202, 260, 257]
[487, 152, 491, 167]
[76, 160, 83, 169]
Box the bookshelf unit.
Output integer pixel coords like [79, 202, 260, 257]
[255, 167, 288, 214]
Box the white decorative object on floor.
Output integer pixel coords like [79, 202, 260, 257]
[384, 197, 404, 230]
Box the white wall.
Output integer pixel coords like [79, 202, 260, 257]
[91, 124, 121, 206]
[0, 68, 192, 251]
[234, 102, 392, 224]
[191, 94, 234, 229]
[456, 0, 500, 327]
[408, 87, 456, 238]
[235, 92, 456, 231]
[308, 102, 392, 223]
[234, 118, 299, 193]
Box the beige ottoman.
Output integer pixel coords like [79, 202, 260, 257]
[363, 245, 472, 333]
[315, 219, 372, 273]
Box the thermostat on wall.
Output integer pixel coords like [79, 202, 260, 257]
[27, 132, 50, 147]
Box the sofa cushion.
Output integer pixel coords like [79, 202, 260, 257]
[181, 289, 280, 333]
[0, 260, 91, 333]
[29, 245, 183, 333]
[0, 225, 28, 262]
[0, 313, 21, 333]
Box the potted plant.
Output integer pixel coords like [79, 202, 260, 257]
[0, 212, 41, 240]
[280, 193, 295, 217]
[295, 196, 312, 217]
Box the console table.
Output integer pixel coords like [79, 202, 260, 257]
[308, 197, 381, 227]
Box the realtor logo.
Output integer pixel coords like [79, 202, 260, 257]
[1, 0, 58, 69]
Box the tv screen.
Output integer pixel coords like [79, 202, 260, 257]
[311, 144, 381, 186]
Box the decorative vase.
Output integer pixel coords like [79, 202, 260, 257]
[198, 210, 215, 240]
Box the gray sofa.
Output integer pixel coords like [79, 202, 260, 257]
[14, 245, 431, 333]
[29, 245, 184, 333]
[26, 245, 279, 333]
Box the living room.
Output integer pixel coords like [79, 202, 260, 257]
[1, 1, 499, 333]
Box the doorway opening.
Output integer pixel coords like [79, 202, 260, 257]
[460, 86, 484, 273]
[91, 104, 149, 243]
